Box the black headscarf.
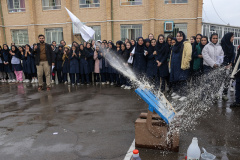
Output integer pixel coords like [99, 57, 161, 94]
[221, 32, 234, 54]
[135, 37, 145, 53]
[25, 44, 33, 53]
[210, 33, 218, 44]
[130, 39, 136, 51]
[144, 38, 151, 49]
[172, 31, 186, 53]
[108, 42, 117, 52]
[3, 44, 9, 53]
[199, 36, 209, 50]
[156, 35, 166, 53]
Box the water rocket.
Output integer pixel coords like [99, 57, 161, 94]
[65, 7, 95, 42]
[135, 86, 176, 124]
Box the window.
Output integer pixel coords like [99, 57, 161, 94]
[121, 24, 142, 41]
[120, 0, 142, 6]
[11, 30, 29, 46]
[79, 0, 100, 8]
[90, 26, 101, 40]
[45, 28, 63, 44]
[7, 0, 25, 13]
[42, 0, 61, 10]
[165, 0, 188, 4]
[173, 24, 187, 37]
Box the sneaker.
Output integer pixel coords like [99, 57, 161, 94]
[12, 79, 16, 83]
[31, 79, 35, 83]
[106, 81, 110, 85]
[3, 79, 7, 83]
[172, 94, 181, 99]
[64, 81, 68, 84]
[77, 83, 80, 86]
[87, 83, 90, 86]
[25, 79, 30, 83]
[230, 87, 235, 92]
[102, 82, 106, 85]
[121, 85, 125, 88]
[230, 102, 240, 108]
[34, 79, 38, 83]
[124, 86, 131, 90]
[171, 92, 177, 97]
[8, 79, 12, 83]
[51, 80, 55, 84]
[179, 96, 187, 101]
[72, 83, 75, 86]
[222, 95, 229, 101]
[23, 79, 26, 83]
[81, 83, 84, 85]
[110, 82, 114, 86]
[19, 80, 23, 83]
[47, 87, 51, 91]
[0, 79, 4, 83]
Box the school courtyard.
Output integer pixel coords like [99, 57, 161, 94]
[0, 83, 239, 160]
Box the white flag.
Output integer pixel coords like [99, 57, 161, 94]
[65, 7, 95, 42]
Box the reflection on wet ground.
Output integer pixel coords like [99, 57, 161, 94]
[0, 83, 239, 160]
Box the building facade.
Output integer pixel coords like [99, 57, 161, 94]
[0, 0, 203, 46]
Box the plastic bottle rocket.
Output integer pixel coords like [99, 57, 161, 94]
[187, 137, 201, 160]
[131, 149, 141, 160]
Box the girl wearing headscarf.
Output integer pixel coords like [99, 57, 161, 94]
[130, 39, 136, 51]
[221, 32, 235, 101]
[155, 35, 170, 92]
[55, 45, 64, 83]
[169, 31, 192, 101]
[62, 46, 70, 84]
[69, 45, 80, 86]
[85, 42, 94, 84]
[3, 44, 15, 82]
[94, 45, 101, 84]
[202, 33, 224, 74]
[0, 46, 6, 82]
[10, 45, 23, 82]
[106, 42, 117, 85]
[98, 43, 107, 84]
[146, 39, 157, 83]
[131, 37, 147, 78]
[115, 41, 123, 87]
[79, 44, 89, 85]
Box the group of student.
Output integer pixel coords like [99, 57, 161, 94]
[0, 31, 239, 107]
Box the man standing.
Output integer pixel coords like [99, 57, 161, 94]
[34, 34, 54, 91]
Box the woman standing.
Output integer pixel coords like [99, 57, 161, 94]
[94, 46, 101, 84]
[85, 43, 94, 84]
[106, 42, 117, 85]
[69, 45, 80, 86]
[0, 46, 6, 82]
[79, 44, 89, 85]
[62, 46, 70, 84]
[3, 44, 15, 82]
[98, 44, 107, 85]
[56, 45, 64, 83]
[25, 44, 38, 83]
[155, 35, 170, 92]
[131, 37, 147, 78]
[146, 39, 157, 83]
[10, 45, 23, 82]
[169, 31, 192, 101]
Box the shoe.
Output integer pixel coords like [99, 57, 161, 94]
[72, 83, 75, 86]
[47, 87, 51, 91]
[51, 80, 55, 84]
[110, 82, 114, 86]
[81, 83, 84, 85]
[121, 85, 125, 88]
[171, 92, 177, 97]
[77, 83, 80, 86]
[12, 79, 16, 83]
[96, 82, 100, 85]
[19, 80, 23, 83]
[230, 102, 240, 108]
[3, 79, 7, 83]
[64, 81, 68, 84]
[25, 79, 30, 83]
[38, 86, 43, 91]
[8, 79, 12, 83]
[23, 79, 26, 83]
[222, 95, 229, 101]
[172, 95, 181, 99]
[179, 96, 187, 101]
[102, 82, 106, 85]
[31, 79, 35, 83]
[124, 86, 131, 90]
[35, 79, 38, 83]
[87, 83, 90, 86]
[230, 87, 235, 92]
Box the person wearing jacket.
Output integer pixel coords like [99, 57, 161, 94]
[85, 43, 94, 84]
[0, 46, 7, 82]
[221, 32, 235, 101]
[62, 46, 70, 84]
[3, 44, 15, 82]
[155, 35, 170, 92]
[55, 45, 64, 83]
[69, 45, 80, 86]
[33, 34, 55, 91]
[202, 33, 224, 73]
[10, 45, 23, 82]
[94, 46, 101, 84]
[25, 44, 38, 83]
[169, 31, 192, 101]
[79, 44, 89, 85]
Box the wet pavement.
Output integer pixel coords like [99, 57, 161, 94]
[0, 83, 240, 160]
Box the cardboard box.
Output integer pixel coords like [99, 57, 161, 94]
[135, 111, 179, 152]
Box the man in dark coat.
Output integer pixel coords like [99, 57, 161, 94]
[33, 34, 54, 91]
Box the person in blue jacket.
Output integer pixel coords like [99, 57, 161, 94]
[221, 32, 236, 101]
[85, 43, 94, 84]
[25, 44, 38, 83]
[2, 44, 15, 82]
[10, 45, 23, 82]
[106, 42, 117, 85]
[0, 46, 6, 82]
[79, 44, 89, 85]
[115, 41, 123, 87]
[155, 34, 170, 92]
[69, 45, 80, 86]
[146, 39, 157, 84]
[62, 46, 70, 84]
[98, 43, 107, 84]
[131, 37, 147, 78]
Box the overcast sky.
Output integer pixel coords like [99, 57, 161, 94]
[203, 0, 240, 27]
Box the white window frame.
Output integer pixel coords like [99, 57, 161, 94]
[120, 24, 142, 41]
[7, 0, 26, 13]
[164, 0, 188, 4]
[42, 0, 61, 10]
[90, 26, 101, 40]
[120, 0, 142, 6]
[174, 23, 188, 37]
[79, 0, 100, 8]
[11, 29, 29, 46]
[45, 28, 63, 44]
